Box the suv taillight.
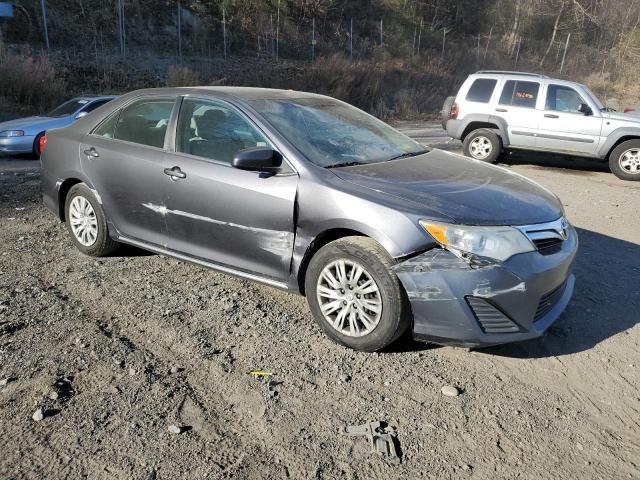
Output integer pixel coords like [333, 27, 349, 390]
[450, 103, 459, 120]
[39, 135, 47, 154]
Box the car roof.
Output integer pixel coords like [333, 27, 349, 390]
[470, 71, 584, 88]
[121, 86, 333, 102]
[74, 95, 117, 102]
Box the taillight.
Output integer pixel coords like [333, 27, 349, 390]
[39, 135, 47, 154]
[450, 103, 459, 120]
[624, 108, 635, 113]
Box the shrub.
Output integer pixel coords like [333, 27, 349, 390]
[166, 65, 201, 87]
[0, 52, 66, 111]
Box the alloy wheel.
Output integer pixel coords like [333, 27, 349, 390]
[469, 136, 493, 160]
[619, 148, 640, 175]
[316, 259, 382, 337]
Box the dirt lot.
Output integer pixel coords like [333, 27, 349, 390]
[1, 124, 639, 479]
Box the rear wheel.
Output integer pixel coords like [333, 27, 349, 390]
[305, 236, 411, 352]
[462, 128, 502, 163]
[64, 183, 119, 256]
[609, 139, 640, 181]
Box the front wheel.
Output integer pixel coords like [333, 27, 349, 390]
[305, 236, 411, 352]
[609, 140, 640, 181]
[462, 128, 502, 163]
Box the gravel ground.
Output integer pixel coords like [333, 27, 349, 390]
[1, 124, 639, 479]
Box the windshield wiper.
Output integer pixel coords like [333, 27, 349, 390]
[386, 149, 429, 161]
[325, 161, 365, 168]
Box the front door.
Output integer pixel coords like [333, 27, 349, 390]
[536, 83, 603, 155]
[162, 97, 298, 282]
[80, 96, 177, 246]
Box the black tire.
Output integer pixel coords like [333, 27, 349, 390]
[32, 132, 45, 159]
[440, 96, 456, 129]
[64, 183, 119, 256]
[608, 139, 640, 181]
[462, 128, 502, 163]
[305, 236, 411, 352]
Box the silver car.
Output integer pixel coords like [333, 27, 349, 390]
[0, 96, 115, 157]
[40, 87, 577, 352]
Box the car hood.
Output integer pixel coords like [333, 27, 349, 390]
[604, 111, 640, 123]
[0, 116, 69, 134]
[332, 150, 563, 226]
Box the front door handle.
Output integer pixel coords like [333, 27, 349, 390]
[544, 113, 559, 118]
[164, 166, 186, 180]
[83, 147, 100, 158]
[495, 108, 508, 112]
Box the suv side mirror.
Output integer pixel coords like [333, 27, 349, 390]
[232, 147, 282, 172]
[578, 103, 593, 116]
[75, 111, 89, 119]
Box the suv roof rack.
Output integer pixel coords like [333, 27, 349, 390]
[475, 70, 549, 78]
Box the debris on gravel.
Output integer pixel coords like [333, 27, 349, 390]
[441, 385, 461, 397]
[32, 409, 44, 422]
[167, 425, 182, 435]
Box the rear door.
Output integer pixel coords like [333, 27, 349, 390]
[80, 96, 177, 246]
[536, 83, 603, 155]
[161, 96, 298, 282]
[495, 79, 541, 148]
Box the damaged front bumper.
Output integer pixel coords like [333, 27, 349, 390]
[394, 225, 578, 347]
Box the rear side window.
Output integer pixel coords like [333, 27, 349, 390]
[465, 79, 497, 103]
[108, 98, 175, 148]
[82, 99, 112, 114]
[499, 80, 540, 108]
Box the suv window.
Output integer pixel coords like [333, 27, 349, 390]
[466, 78, 497, 103]
[499, 80, 539, 109]
[546, 85, 587, 113]
[176, 98, 269, 164]
[100, 98, 175, 148]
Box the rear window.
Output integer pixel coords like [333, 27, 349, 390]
[499, 80, 540, 108]
[465, 79, 497, 103]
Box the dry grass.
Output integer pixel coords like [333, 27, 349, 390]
[0, 51, 66, 110]
[166, 65, 201, 87]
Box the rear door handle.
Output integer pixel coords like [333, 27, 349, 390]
[544, 113, 559, 118]
[83, 147, 99, 158]
[164, 166, 186, 180]
[495, 108, 508, 112]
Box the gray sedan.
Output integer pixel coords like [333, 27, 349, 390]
[0, 96, 114, 157]
[40, 87, 577, 351]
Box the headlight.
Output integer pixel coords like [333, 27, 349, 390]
[0, 130, 25, 137]
[420, 221, 535, 262]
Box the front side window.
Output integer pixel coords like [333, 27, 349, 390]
[82, 99, 112, 114]
[176, 98, 269, 164]
[546, 85, 587, 113]
[499, 80, 540, 109]
[248, 97, 426, 168]
[110, 98, 175, 148]
[46, 99, 90, 117]
[466, 78, 497, 103]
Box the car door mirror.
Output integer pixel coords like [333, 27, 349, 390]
[75, 111, 89, 119]
[232, 147, 282, 172]
[578, 103, 592, 116]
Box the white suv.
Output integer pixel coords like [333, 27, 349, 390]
[442, 70, 640, 181]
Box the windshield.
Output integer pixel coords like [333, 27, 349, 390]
[582, 86, 605, 111]
[46, 99, 89, 117]
[248, 97, 427, 168]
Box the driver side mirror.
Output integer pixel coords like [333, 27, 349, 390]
[578, 103, 593, 116]
[232, 147, 282, 172]
[75, 111, 89, 119]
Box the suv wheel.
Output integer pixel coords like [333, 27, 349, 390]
[609, 140, 640, 181]
[463, 129, 502, 163]
[64, 183, 120, 256]
[305, 236, 411, 352]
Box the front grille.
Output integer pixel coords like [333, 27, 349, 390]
[534, 281, 567, 321]
[466, 297, 521, 334]
[518, 217, 568, 255]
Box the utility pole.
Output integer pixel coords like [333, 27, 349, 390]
[177, 0, 182, 60]
[276, 0, 280, 60]
[379, 18, 383, 46]
[40, 0, 49, 50]
[222, 6, 227, 59]
[311, 17, 315, 62]
[116, 0, 125, 56]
